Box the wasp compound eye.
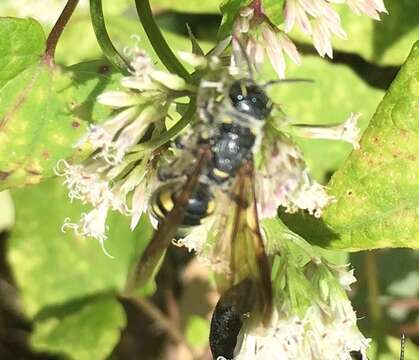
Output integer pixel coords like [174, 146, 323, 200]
[229, 80, 271, 120]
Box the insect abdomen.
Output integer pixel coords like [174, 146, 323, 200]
[149, 182, 214, 230]
[209, 301, 243, 360]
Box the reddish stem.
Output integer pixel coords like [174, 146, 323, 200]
[252, 0, 263, 17]
[44, 0, 79, 66]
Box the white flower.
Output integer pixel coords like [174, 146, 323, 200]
[262, 26, 301, 79]
[232, 7, 301, 79]
[62, 203, 112, 258]
[311, 14, 347, 58]
[77, 51, 190, 166]
[283, 169, 335, 218]
[291, 112, 362, 149]
[75, 107, 139, 151]
[255, 130, 333, 219]
[228, 260, 370, 360]
[330, 0, 388, 20]
[173, 222, 210, 254]
[234, 309, 306, 360]
[284, 0, 387, 58]
[130, 165, 158, 230]
[331, 265, 357, 291]
[56, 153, 157, 255]
[56, 47, 195, 256]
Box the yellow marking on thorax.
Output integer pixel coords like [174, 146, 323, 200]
[212, 168, 229, 179]
[221, 115, 233, 124]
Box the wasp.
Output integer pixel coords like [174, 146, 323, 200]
[125, 69, 305, 327]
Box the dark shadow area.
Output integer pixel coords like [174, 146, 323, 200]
[32, 290, 117, 323]
[294, 42, 400, 90]
[156, 12, 221, 42]
[113, 246, 202, 360]
[0, 232, 60, 360]
[277, 208, 340, 248]
[65, 60, 118, 124]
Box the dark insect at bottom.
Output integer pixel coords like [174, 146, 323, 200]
[209, 279, 257, 360]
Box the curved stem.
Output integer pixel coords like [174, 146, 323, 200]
[135, 0, 190, 81]
[44, 0, 80, 65]
[90, 0, 131, 73]
[128, 296, 194, 356]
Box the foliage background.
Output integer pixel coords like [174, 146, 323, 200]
[0, 1, 418, 359]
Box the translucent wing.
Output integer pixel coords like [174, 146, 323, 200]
[205, 161, 272, 322]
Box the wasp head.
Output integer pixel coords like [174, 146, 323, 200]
[229, 80, 272, 121]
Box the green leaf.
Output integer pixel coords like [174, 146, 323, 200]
[218, 0, 252, 38]
[0, 18, 122, 190]
[280, 41, 419, 251]
[8, 178, 152, 318]
[31, 295, 125, 360]
[0, 18, 45, 87]
[264, 54, 384, 183]
[185, 315, 210, 348]
[262, 0, 285, 27]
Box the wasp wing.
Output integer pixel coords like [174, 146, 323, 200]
[205, 162, 272, 322]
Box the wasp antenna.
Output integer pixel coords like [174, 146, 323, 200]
[400, 333, 406, 360]
[263, 78, 314, 88]
[231, 34, 254, 79]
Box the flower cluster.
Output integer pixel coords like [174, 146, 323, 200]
[232, 5, 301, 79]
[229, 251, 370, 360]
[56, 50, 194, 256]
[233, 0, 388, 77]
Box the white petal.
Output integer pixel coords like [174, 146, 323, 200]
[97, 91, 139, 108]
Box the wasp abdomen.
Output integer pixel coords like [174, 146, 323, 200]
[149, 182, 214, 230]
[209, 301, 243, 360]
[209, 279, 256, 360]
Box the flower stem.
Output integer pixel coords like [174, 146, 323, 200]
[365, 252, 387, 357]
[134, 0, 190, 81]
[90, 0, 131, 73]
[128, 296, 194, 356]
[44, 0, 79, 65]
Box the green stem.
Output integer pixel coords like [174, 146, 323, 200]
[365, 252, 387, 357]
[44, 0, 80, 65]
[135, 0, 190, 81]
[90, 0, 130, 73]
[130, 99, 196, 152]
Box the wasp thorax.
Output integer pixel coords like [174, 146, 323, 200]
[229, 80, 271, 120]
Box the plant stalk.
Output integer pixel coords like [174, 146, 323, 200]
[134, 0, 190, 81]
[44, 0, 80, 65]
[90, 0, 131, 73]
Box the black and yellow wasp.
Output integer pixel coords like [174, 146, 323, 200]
[125, 68, 307, 357]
